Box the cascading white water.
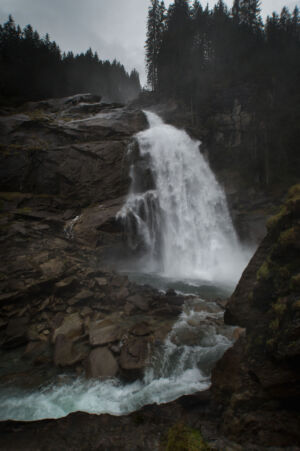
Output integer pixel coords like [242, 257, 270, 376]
[0, 302, 233, 421]
[118, 111, 249, 285]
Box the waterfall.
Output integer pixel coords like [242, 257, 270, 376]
[117, 111, 248, 286]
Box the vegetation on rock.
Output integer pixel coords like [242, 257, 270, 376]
[166, 423, 211, 451]
[213, 184, 300, 446]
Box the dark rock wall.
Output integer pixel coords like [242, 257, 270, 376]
[212, 184, 300, 447]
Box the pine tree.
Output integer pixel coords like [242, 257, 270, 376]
[232, 0, 241, 23]
[145, 0, 166, 91]
[239, 0, 263, 32]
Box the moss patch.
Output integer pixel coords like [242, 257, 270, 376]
[0, 192, 24, 201]
[257, 261, 270, 281]
[279, 227, 299, 247]
[272, 298, 287, 316]
[166, 424, 211, 451]
[16, 207, 32, 214]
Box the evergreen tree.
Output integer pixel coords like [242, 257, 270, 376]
[145, 0, 166, 91]
[239, 0, 263, 31]
[0, 16, 141, 104]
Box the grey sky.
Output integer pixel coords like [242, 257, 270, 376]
[0, 0, 299, 86]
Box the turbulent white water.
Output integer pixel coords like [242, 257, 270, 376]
[0, 305, 233, 421]
[118, 111, 249, 286]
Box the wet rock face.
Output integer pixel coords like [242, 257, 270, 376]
[212, 185, 300, 447]
[0, 94, 179, 386]
[0, 96, 146, 206]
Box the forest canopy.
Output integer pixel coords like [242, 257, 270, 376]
[145, 0, 300, 189]
[0, 15, 141, 104]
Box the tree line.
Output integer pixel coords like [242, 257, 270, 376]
[0, 16, 141, 105]
[145, 0, 300, 189]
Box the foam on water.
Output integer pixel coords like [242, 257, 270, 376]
[0, 305, 232, 421]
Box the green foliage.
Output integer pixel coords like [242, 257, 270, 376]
[0, 192, 23, 201]
[272, 298, 287, 316]
[279, 227, 298, 247]
[269, 318, 280, 331]
[267, 206, 287, 231]
[257, 261, 270, 281]
[149, 1, 300, 189]
[16, 207, 32, 214]
[166, 424, 211, 451]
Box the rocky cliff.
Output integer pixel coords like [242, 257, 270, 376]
[212, 184, 300, 447]
[0, 95, 188, 386]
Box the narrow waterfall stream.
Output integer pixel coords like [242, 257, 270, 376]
[0, 111, 250, 422]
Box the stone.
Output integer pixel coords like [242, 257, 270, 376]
[68, 290, 93, 306]
[113, 287, 129, 302]
[233, 327, 246, 341]
[40, 259, 65, 278]
[52, 313, 83, 343]
[127, 295, 149, 312]
[54, 334, 87, 367]
[95, 277, 108, 287]
[81, 306, 93, 317]
[55, 276, 77, 293]
[120, 338, 150, 371]
[130, 321, 152, 337]
[3, 317, 29, 348]
[124, 302, 134, 316]
[86, 347, 118, 379]
[89, 323, 122, 346]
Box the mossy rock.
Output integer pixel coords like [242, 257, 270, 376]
[0, 192, 24, 201]
[257, 261, 271, 281]
[267, 184, 300, 232]
[267, 206, 287, 231]
[165, 424, 211, 451]
[279, 227, 300, 248]
[272, 298, 287, 316]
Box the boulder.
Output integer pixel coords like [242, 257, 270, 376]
[130, 321, 152, 337]
[89, 323, 122, 346]
[86, 347, 118, 379]
[127, 295, 149, 312]
[54, 334, 87, 367]
[52, 313, 83, 343]
[120, 338, 150, 373]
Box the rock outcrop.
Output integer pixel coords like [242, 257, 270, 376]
[0, 95, 186, 386]
[212, 184, 300, 447]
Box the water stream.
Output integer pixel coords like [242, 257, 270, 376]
[0, 111, 250, 421]
[0, 304, 233, 421]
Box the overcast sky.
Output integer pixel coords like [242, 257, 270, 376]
[0, 0, 299, 86]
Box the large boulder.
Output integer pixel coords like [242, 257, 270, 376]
[54, 334, 87, 367]
[52, 313, 83, 343]
[120, 337, 151, 378]
[89, 322, 123, 346]
[86, 347, 119, 379]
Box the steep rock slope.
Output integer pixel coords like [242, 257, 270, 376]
[212, 184, 300, 447]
